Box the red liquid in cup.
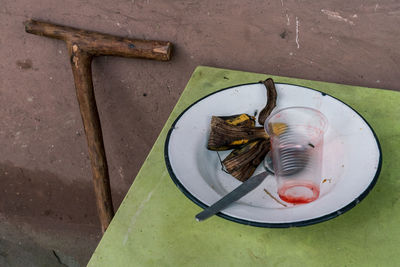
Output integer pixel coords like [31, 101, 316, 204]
[278, 181, 320, 204]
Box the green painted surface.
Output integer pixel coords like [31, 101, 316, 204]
[88, 66, 400, 267]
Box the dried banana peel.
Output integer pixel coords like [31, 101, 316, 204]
[219, 113, 256, 127]
[207, 115, 268, 151]
[207, 78, 278, 182]
[269, 122, 288, 136]
[258, 78, 278, 125]
[222, 139, 270, 182]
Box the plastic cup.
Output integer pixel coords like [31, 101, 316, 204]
[265, 107, 328, 204]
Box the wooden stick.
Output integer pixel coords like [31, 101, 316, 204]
[25, 19, 173, 233]
[25, 20, 172, 60]
[68, 46, 115, 233]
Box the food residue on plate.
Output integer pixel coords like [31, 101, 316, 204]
[322, 178, 332, 183]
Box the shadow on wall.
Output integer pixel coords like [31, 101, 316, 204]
[0, 162, 103, 226]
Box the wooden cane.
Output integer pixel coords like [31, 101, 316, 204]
[25, 19, 172, 233]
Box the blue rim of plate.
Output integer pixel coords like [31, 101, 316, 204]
[164, 82, 382, 227]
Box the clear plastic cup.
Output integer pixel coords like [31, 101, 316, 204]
[265, 107, 328, 204]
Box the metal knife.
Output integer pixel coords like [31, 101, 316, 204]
[195, 171, 270, 222]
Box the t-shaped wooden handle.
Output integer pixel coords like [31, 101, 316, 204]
[25, 19, 173, 233]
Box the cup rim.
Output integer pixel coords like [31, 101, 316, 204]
[264, 106, 329, 135]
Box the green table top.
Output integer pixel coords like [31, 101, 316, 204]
[89, 66, 400, 266]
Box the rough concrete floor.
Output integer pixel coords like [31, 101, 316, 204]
[1, 0, 400, 265]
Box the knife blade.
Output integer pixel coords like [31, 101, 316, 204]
[195, 171, 270, 222]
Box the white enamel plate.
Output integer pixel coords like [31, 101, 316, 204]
[165, 83, 381, 227]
